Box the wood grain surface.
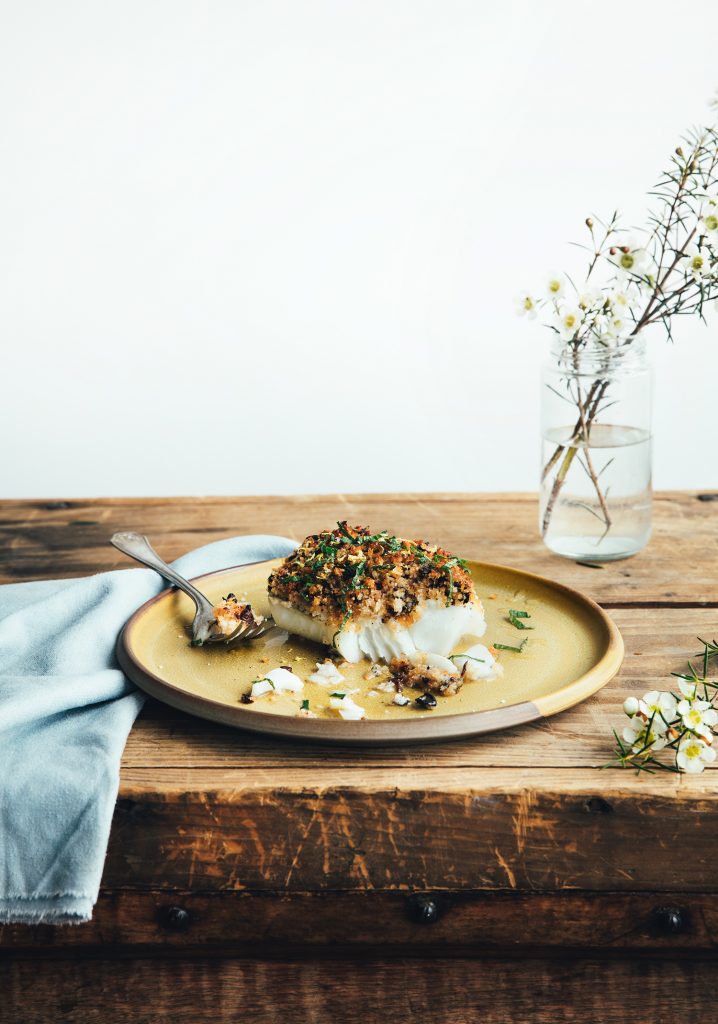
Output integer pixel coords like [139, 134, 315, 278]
[0, 889, 716, 953]
[4, 956, 718, 1024]
[2, 492, 717, 1022]
[1, 493, 717, 893]
[2, 492, 717, 603]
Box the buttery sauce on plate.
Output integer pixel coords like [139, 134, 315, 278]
[137, 561, 602, 721]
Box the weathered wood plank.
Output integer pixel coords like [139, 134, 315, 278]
[1, 492, 717, 604]
[119, 606, 716, 770]
[2, 492, 717, 985]
[1, 890, 716, 953]
[3, 956, 718, 1023]
[101, 765, 718, 893]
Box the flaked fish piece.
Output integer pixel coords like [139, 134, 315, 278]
[328, 693, 366, 720]
[213, 593, 264, 637]
[249, 667, 303, 700]
[267, 523, 485, 664]
[449, 643, 502, 682]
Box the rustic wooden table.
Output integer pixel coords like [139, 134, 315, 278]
[2, 492, 718, 1023]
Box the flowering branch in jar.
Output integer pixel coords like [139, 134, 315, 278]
[518, 116, 718, 538]
[611, 638, 718, 774]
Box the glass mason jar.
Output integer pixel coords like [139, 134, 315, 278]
[540, 337, 652, 561]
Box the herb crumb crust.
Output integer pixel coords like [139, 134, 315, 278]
[267, 522, 476, 627]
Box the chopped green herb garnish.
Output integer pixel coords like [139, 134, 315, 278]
[494, 639, 528, 653]
[508, 609, 533, 630]
[449, 654, 486, 664]
[338, 523, 396, 546]
[301, 699, 310, 711]
[441, 556, 466, 606]
[269, 523, 474, 624]
[330, 692, 345, 699]
[350, 559, 367, 589]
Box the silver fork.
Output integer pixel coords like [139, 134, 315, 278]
[110, 531, 274, 645]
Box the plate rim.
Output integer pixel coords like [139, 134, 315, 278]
[117, 558, 624, 746]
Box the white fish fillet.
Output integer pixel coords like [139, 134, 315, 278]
[450, 643, 501, 681]
[268, 596, 486, 664]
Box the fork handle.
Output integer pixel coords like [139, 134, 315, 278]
[110, 531, 215, 614]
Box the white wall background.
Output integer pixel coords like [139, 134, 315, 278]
[2, 0, 717, 498]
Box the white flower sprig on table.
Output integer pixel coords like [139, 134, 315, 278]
[518, 93, 718, 540]
[612, 638, 718, 773]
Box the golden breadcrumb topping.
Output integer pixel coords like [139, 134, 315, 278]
[212, 594, 262, 636]
[389, 657, 463, 696]
[267, 522, 476, 627]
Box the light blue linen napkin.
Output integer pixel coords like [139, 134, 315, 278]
[0, 534, 296, 925]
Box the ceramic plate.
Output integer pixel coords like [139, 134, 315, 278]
[117, 558, 623, 745]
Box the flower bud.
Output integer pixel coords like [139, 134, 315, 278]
[623, 697, 639, 717]
[585, 217, 594, 229]
[609, 246, 617, 255]
[676, 146, 684, 158]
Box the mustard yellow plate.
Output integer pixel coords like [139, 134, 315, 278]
[117, 558, 623, 745]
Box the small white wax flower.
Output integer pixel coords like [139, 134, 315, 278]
[605, 314, 633, 340]
[546, 274, 565, 299]
[308, 661, 345, 686]
[680, 245, 711, 280]
[677, 698, 718, 739]
[676, 737, 717, 774]
[623, 696, 640, 717]
[556, 306, 583, 340]
[679, 679, 699, 700]
[577, 285, 604, 310]
[608, 290, 633, 313]
[642, 273, 657, 291]
[702, 204, 718, 237]
[622, 722, 667, 754]
[609, 238, 651, 278]
[515, 293, 538, 319]
[638, 690, 677, 732]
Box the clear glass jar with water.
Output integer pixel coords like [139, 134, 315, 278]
[540, 337, 652, 561]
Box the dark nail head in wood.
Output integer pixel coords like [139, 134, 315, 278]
[406, 894, 441, 925]
[652, 905, 687, 934]
[159, 905, 192, 931]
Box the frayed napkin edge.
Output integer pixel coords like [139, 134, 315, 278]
[0, 895, 94, 925]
